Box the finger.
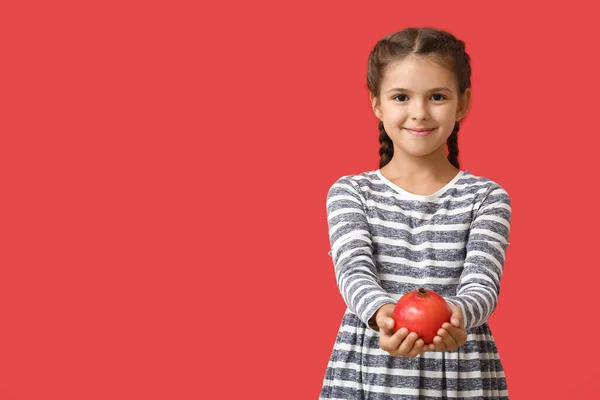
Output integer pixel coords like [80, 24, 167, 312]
[451, 316, 462, 327]
[442, 323, 459, 343]
[385, 328, 409, 351]
[379, 326, 399, 352]
[384, 318, 396, 331]
[421, 341, 434, 352]
[439, 328, 458, 350]
[450, 307, 463, 327]
[398, 332, 419, 355]
[378, 317, 396, 335]
[411, 338, 426, 357]
[448, 324, 468, 347]
[443, 323, 467, 347]
[378, 326, 393, 341]
[375, 304, 395, 326]
[378, 324, 396, 352]
[432, 335, 446, 352]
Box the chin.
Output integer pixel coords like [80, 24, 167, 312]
[397, 143, 448, 158]
[397, 149, 437, 158]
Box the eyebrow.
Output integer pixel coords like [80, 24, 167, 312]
[386, 87, 453, 93]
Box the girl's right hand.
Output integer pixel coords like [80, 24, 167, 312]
[374, 304, 426, 358]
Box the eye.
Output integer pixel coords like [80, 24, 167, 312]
[393, 93, 447, 102]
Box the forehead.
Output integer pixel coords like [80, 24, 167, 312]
[381, 55, 457, 91]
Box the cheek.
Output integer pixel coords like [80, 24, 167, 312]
[434, 109, 457, 126]
[383, 106, 406, 120]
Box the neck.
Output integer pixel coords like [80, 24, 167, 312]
[383, 147, 458, 180]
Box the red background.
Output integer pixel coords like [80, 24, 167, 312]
[1, 1, 598, 399]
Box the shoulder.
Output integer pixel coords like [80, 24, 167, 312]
[327, 169, 380, 196]
[462, 170, 510, 198]
[463, 170, 511, 215]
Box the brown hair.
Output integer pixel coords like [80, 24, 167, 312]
[367, 27, 472, 169]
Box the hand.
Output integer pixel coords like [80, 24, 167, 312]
[425, 303, 467, 352]
[374, 304, 426, 358]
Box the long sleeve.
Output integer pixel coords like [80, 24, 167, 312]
[326, 177, 397, 332]
[444, 183, 512, 330]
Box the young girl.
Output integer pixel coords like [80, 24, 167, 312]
[320, 27, 512, 399]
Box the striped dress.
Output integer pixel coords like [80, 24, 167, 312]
[320, 169, 512, 400]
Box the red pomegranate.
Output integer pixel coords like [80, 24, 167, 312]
[392, 287, 452, 344]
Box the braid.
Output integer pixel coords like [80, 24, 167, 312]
[378, 121, 394, 168]
[447, 122, 460, 169]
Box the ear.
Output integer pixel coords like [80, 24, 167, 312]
[370, 92, 383, 120]
[456, 88, 472, 122]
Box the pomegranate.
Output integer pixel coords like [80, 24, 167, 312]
[392, 287, 452, 344]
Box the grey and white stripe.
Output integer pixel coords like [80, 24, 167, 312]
[320, 169, 512, 400]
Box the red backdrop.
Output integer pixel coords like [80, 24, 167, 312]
[1, 1, 598, 399]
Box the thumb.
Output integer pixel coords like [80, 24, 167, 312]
[377, 318, 396, 335]
[376, 315, 394, 329]
[383, 317, 395, 330]
[375, 304, 396, 330]
[450, 305, 463, 327]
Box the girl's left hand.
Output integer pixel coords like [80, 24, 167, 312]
[425, 303, 467, 352]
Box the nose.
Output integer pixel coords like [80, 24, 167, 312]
[410, 100, 429, 120]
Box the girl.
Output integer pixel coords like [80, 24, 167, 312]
[320, 27, 512, 399]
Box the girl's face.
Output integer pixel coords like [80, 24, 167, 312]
[370, 55, 471, 161]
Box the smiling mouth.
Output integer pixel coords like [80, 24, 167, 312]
[405, 128, 436, 136]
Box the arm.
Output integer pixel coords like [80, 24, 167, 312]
[444, 184, 512, 330]
[326, 177, 397, 332]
